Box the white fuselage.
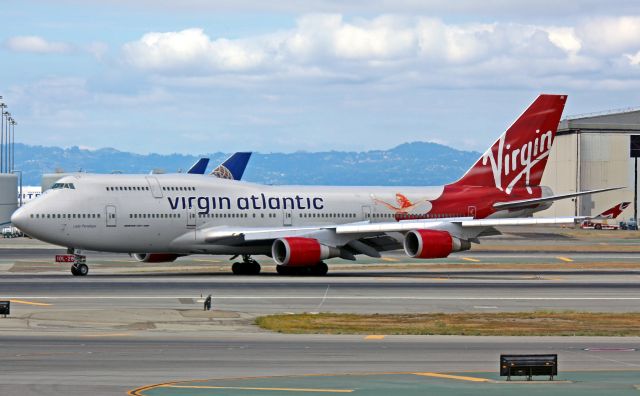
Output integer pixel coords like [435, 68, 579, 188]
[12, 173, 541, 254]
[12, 173, 442, 253]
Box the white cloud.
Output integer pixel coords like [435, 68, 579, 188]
[122, 14, 634, 91]
[578, 16, 640, 55]
[626, 50, 640, 66]
[122, 28, 265, 72]
[5, 35, 73, 54]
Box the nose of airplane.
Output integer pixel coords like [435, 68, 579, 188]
[11, 206, 29, 232]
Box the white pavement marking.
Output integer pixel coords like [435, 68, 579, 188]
[317, 285, 331, 310]
[5, 296, 640, 300]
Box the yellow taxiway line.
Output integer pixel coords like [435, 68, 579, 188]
[381, 257, 399, 262]
[364, 335, 386, 340]
[462, 257, 481, 262]
[557, 256, 574, 262]
[163, 385, 354, 393]
[9, 299, 52, 306]
[413, 372, 490, 382]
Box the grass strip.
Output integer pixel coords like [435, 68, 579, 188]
[256, 311, 640, 336]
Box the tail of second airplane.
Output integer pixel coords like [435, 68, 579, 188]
[594, 202, 631, 219]
[211, 152, 252, 180]
[449, 94, 567, 194]
[187, 158, 210, 174]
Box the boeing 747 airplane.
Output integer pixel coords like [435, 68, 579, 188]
[11, 95, 620, 276]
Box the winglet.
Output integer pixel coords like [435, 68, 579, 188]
[211, 152, 252, 180]
[187, 158, 210, 174]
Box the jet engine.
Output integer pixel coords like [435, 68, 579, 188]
[271, 237, 340, 266]
[132, 253, 181, 263]
[403, 230, 471, 259]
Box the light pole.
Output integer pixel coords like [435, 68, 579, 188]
[3, 111, 10, 173]
[0, 102, 5, 173]
[10, 118, 16, 172]
[6, 117, 11, 173]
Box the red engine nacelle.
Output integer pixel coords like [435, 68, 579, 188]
[403, 230, 470, 259]
[132, 253, 181, 263]
[272, 237, 340, 266]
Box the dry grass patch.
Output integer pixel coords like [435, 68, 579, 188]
[256, 312, 640, 336]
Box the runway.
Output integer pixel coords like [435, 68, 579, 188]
[2, 333, 640, 395]
[1, 230, 640, 395]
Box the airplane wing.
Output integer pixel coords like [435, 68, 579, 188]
[193, 216, 580, 253]
[492, 186, 624, 211]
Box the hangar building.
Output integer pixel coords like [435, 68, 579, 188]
[539, 108, 640, 221]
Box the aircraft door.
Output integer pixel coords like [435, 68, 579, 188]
[468, 206, 476, 218]
[362, 205, 372, 221]
[106, 205, 117, 227]
[145, 176, 163, 198]
[186, 206, 196, 229]
[283, 210, 292, 226]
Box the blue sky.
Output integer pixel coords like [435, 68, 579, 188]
[2, 0, 640, 154]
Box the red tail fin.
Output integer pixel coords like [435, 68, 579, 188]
[597, 202, 630, 219]
[450, 94, 567, 194]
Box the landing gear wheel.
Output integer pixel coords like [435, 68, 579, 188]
[276, 265, 291, 275]
[231, 259, 261, 275]
[71, 263, 89, 276]
[311, 262, 329, 276]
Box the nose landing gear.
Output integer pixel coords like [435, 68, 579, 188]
[69, 250, 88, 276]
[71, 262, 89, 276]
[231, 255, 261, 275]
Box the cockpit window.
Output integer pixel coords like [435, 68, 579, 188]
[51, 183, 76, 190]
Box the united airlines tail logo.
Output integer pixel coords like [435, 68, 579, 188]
[482, 129, 553, 195]
[212, 165, 234, 180]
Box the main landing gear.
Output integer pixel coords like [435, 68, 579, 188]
[276, 262, 328, 276]
[231, 255, 261, 275]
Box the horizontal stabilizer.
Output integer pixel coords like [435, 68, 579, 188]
[493, 186, 625, 211]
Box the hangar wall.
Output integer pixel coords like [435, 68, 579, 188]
[0, 173, 18, 227]
[539, 109, 640, 220]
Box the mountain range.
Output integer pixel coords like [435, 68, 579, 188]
[12, 142, 481, 186]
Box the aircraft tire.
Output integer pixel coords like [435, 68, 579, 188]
[250, 262, 261, 275]
[311, 262, 329, 276]
[232, 262, 261, 275]
[70, 265, 79, 276]
[276, 265, 291, 275]
[77, 264, 89, 276]
[232, 262, 244, 275]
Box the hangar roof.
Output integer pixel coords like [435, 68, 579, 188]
[558, 107, 640, 135]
